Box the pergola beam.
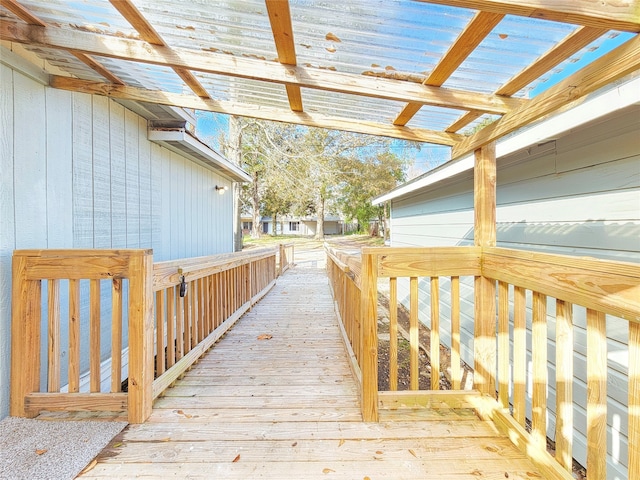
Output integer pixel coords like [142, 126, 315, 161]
[394, 11, 504, 126]
[49, 75, 463, 146]
[108, 0, 211, 99]
[417, 0, 640, 32]
[0, 20, 524, 115]
[266, 0, 303, 112]
[452, 32, 640, 159]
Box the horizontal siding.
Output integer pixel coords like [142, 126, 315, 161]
[389, 104, 639, 480]
[0, 64, 234, 418]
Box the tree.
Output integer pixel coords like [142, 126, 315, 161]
[338, 151, 407, 234]
[221, 117, 416, 241]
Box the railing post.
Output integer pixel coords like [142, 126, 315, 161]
[10, 253, 41, 417]
[473, 143, 497, 395]
[360, 249, 378, 422]
[280, 243, 286, 275]
[127, 249, 154, 424]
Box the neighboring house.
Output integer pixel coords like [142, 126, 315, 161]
[257, 216, 350, 236]
[0, 46, 251, 419]
[374, 75, 640, 479]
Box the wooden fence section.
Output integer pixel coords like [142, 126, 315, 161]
[151, 248, 278, 402]
[11, 249, 152, 422]
[11, 247, 281, 424]
[325, 245, 640, 480]
[325, 245, 363, 384]
[279, 242, 294, 275]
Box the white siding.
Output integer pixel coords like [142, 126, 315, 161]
[389, 105, 640, 480]
[0, 63, 235, 419]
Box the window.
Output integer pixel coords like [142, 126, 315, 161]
[289, 221, 299, 232]
[242, 221, 252, 230]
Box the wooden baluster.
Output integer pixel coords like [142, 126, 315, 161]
[586, 309, 607, 479]
[68, 279, 80, 393]
[47, 279, 61, 392]
[512, 286, 526, 426]
[176, 291, 184, 360]
[191, 278, 198, 347]
[410, 276, 419, 391]
[89, 279, 101, 393]
[531, 291, 547, 450]
[450, 276, 461, 390]
[497, 281, 510, 408]
[155, 289, 165, 377]
[555, 300, 573, 471]
[389, 277, 398, 391]
[430, 277, 440, 390]
[185, 280, 192, 352]
[166, 286, 175, 368]
[111, 278, 123, 392]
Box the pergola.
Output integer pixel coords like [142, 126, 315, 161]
[2, 0, 639, 160]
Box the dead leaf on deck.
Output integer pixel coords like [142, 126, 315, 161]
[375, 450, 383, 455]
[408, 448, 417, 457]
[35, 449, 47, 455]
[323, 468, 335, 474]
[159, 437, 171, 442]
[471, 469, 483, 476]
[257, 334, 273, 340]
[338, 439, 345, 447]
[175, 409, 193, 418]
[526, 473, 542, 478]
[112, 442, 123, 448]
[79, 459, 97, 474]
[233, 454, 241, 463]
[292, 442, 298, 447]
[364, 477, 371, 480]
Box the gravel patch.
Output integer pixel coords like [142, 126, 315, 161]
[0, 417, 126, 480]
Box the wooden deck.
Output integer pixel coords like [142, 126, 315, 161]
[80, 255, 541, 479]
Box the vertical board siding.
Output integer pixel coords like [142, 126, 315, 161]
[389, 106, 639, 479]
[72, 92, 94, 249]
[93, 94, 111, 249]
[125, 109, 140, 249]
[110, 102, 127, 248]
[0, 64, 15, 419]
[0, 63, 236, 418]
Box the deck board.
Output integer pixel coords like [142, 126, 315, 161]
[80, 260, 541, 479]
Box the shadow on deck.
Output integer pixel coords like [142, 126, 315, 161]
[80, 252, 540, 479]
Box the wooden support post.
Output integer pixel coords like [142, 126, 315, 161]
[127, 250, 154, 424]
[361, 250, 378, 422]
[473, 142, 497, 395]
[10, 254, 42, 417]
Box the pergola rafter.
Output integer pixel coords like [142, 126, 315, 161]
[108, 0, 211, 99]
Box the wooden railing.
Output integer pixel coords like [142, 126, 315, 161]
[10, 247, 281, 423]
[325, 245, 640, 480]
[325, 245, 363, 383]
[279, 242, 294, 275]
[151, 248, 277, 402]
